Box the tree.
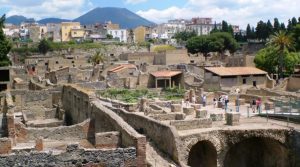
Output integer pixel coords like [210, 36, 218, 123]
[90, 51, 106, 65]
[273, 18, 280, 32]
[291, 17, 298, 27]
[287, 19, 293, 32]
[246, 24, 252, 40]
[128, 29, 134, 43]
[280, 23, 286, 31]
[174, 31, 197, 44]
[221, 20, 229, 32]
[266, 20, 273, 37]
[256, 21, 268, 41]
[268, 31, 294, 79]
[292, 24, 300, 51]
[0, 14, 12, 67]
[38, 38, 51, 55]
[186, 32, 238, 58]
[106, 34, 113, 39]
[254, 46, 300, 76]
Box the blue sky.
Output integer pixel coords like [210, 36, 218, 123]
[0, 0, 299, 29]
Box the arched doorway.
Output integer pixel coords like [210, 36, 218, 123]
[188, 140, 217, 167]
[224, 137, 290, 167]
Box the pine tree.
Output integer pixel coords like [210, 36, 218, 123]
[287, 19, 293, 32]
[273, 18, 280, 32]
[246, 24, 252, 39]
[291, 17, 298, 26]
[280, 23, 286, 31]
[221, 20, 229, 32]
[0, 14, 11, 67]
[266, 20, 273, 36]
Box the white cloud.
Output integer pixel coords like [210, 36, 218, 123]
[137, 0, 300, 29]
[4, 0, 91, 20]
[125, 0, 147, 4]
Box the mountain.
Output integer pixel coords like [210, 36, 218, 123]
[6, 15, 29, 25]
[73, 7, 155, 29]
[38, 18, 70, 24]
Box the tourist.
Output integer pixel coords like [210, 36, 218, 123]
[256, 98, 262, 113]
[224, 95, 229, 112]
[202, 95, 207, 107]
[251, 99, 256, 113]
[213, 97, 217, 108]
[192, 95, 196, 104]
[185, 98, 190, 107]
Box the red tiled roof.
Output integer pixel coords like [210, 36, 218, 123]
[205, 67, 267, 76]
[151, 71, 182, 78]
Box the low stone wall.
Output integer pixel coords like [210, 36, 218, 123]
[111, 107, 181, 164]
[0, 144, 137, 167]
[62, 85, 146, 166]
[15, 119, 93, 142]
[170, 119, 212, 130]
[149, 113, 185, 121]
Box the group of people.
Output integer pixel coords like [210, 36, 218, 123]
[251, 98, 262, 113]
[213, 95, 230, 111]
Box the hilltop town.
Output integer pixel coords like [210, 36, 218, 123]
[0, 6, 300, 167]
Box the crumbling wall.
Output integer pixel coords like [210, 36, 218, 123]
[61, 85, 147, 166]
[14, 119, 92, 142]
[0, 144, 137, 167]
[112, 107, 181, 164]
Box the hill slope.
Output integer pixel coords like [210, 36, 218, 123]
[6, 15, 29, 25]
[73, 7, 155, 29]
[38, 18, 70, 24]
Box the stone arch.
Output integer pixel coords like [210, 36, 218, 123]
[223, 137, 291, 167]
[188, 140, 218, 167]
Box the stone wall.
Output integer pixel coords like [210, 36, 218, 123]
[287, 77, 300, 92]
[111, 107, 181, 164]
[61, 85, 147, 166]
[0, 144, 137, 167]
[14, 119, 93, 142]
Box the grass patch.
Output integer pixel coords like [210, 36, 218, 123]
[97, 87, 185, 103]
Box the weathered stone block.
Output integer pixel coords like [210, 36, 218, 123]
[183, 107, 195, 115]
[210, 113, 224, 121]
[264, 102, 274, 110]
[35, 137, 44, 151]
[235, 99, 245, 106]
[196, 109, 207, 118]
[170, 119, 212, 130]
[0, 138, 12, 154]
[171, 104, 182, 112]
[150, 113, 185, 121]
[226, 112, 240, 126]
[95, 131, 120, 149]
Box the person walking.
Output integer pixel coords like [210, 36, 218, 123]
[256, 98, 262, 114]
[251, 99, 256, 113]
[224, 95, 229, 112]
[213, 97, 217, 108]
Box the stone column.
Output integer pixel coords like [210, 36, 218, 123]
[155, 79, 158, 88]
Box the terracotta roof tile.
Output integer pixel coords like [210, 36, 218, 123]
[109, 64, 136, 73]
[205, 67, 267, 76]
[151, 71, 182, 78]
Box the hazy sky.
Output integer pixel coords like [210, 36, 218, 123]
[0, 0, 299, 28]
